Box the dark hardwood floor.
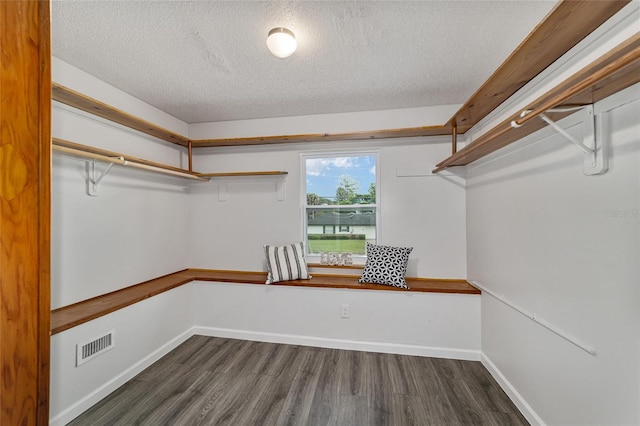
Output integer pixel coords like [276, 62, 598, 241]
[69, 336, 528, 425]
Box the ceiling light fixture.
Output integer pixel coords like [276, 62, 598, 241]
[266, 27, 297, 58]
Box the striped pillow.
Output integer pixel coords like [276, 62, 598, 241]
[264, 242, 311, 284]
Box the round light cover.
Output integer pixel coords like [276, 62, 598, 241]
[266, 27, 297, 58]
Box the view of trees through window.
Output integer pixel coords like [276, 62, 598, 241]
[304, 154, 378, 255]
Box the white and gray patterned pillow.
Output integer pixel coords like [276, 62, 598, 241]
[359, 242, 412, 288]
[264, 242, 311, 284]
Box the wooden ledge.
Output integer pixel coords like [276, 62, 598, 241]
[50, 270, 194, 335]
[275, 275, 478, 294]
[191, 269, 479, 294]
[51, 269, 480, 335]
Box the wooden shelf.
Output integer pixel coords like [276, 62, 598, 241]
[52, 82, 451, 146]
[51, 268, 480, 335]
[449, 0, 629, 134]
[190, 126, 451, 148]
[197, 171, 288, 177]
[50, 271, 195, 334]
[53, 138, 209, 181]
[52, 83, 190, 147]
[434, 33, 640, 173]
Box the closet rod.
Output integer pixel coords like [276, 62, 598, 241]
[432, 34, 640, 174]
[123, 160, 208, 180]
[52, 144, 209, 181]
[470, 280, 595, 356]
[512, 44, 640, 128]
[53, 145, 126, 165]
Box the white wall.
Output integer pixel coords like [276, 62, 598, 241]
[194, 281, 479, 359]
[187, 137, 467, 278]
[467, 85, 640, 425]
[52, 60, 192, 307]
[50, 60, 196, 422]
[188, 104, 459, 139]
[50, 285, 195, 426]
[462, 4, 640, 423]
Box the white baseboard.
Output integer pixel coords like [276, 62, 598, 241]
[50, 326, 479, 425]
[481, 352, 545, 426]
[193, 326, 481, 361]
[49, 328, 196, 426]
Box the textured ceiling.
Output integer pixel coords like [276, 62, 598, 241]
[51, 1, 557, 124]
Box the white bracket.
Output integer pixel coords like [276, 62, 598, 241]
[512, 105, 607, 175]
[85, 159, 117, 196]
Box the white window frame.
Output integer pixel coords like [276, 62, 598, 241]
[301, 150, 380, 262]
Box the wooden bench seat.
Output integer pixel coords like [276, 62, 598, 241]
[51, 269, 480, 335]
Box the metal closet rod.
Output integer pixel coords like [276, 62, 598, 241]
[52, 143, 209, 182]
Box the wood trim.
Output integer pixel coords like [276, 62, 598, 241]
[50, 269, 480, 335]
[52, 82, 191, 147]
[1, 1, 51, 423]
[449, 0, 630, 134]
[37, 3, 52, 422]
[434, 33, 640, 172]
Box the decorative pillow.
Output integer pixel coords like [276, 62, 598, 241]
[359, 242, 413, 288]
[264, 242, 311, 284]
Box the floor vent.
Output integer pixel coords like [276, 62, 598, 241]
[76, 329, 115, 366]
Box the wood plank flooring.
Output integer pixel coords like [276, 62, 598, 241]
[69, 336, 528, 425]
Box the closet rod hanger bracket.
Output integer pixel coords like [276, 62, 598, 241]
[511, 104, 607, 176]
[86, 158, 122, 196]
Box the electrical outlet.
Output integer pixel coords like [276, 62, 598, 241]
[341, 304, 350, 318]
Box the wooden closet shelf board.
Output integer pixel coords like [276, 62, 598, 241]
[52, 83, 190, 147]
[434, 33, 640, 172]
[449, 0, 630, 133]
[189, 126, 451, 148]
[51, 269, 480, 335]
[50, 271, 195, 335]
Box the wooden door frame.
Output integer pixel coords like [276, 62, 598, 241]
[1, 1, 51, 424]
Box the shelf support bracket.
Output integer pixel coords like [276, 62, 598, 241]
[512, 105, 607, 175]
[85, 159, 119, 196]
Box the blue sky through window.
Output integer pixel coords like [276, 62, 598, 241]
[306, 155, 376, 201]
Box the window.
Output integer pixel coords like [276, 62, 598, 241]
[303, 152, 379, 256]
